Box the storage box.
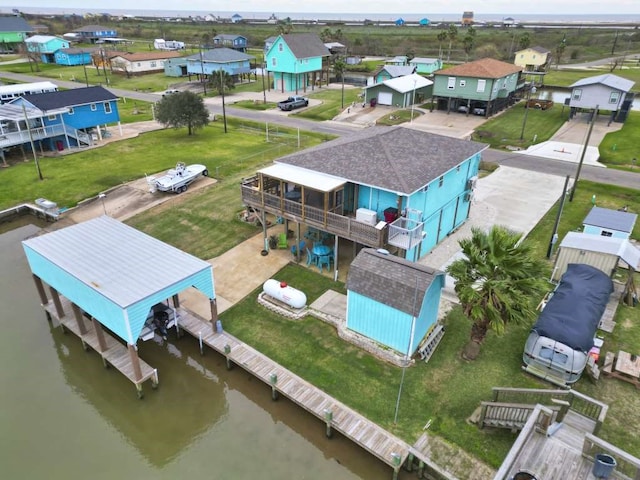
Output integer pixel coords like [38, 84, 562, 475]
[355, 208, 377, 226]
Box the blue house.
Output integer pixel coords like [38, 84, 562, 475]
[582, 206, 637, 240]
[409, 57, 443, 75]
[11, 86, 120, 152]
[186, 47, 254, 78]
[346, 248, 445, 357]
[54, 47, 93, 66]
[419, 18, 430, 27]
[25, 35, 69, 63]
[265, 33, 330, 93]
[395, 18, 406, 26]
[73, 25, 117, 43]
[212, 34, 247, 52]
[241, 126, 487, 269]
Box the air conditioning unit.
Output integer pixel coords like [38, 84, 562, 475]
[466, 176, 479, 190]
[464, 191, 474, 202]
[355, 208, 378, 226]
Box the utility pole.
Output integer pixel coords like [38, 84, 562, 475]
[220, 69, 227, 133]
[82, 51, 89, 87]
[569, 105, 598, 202]
[547, 175, 570, 259]
[199, 45, 207, 95]
[22, 104, 43, 181]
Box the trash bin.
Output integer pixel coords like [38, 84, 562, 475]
[384, 207, 398, 223]
[592, 454, 617, 479]
[370, 98, 377, 107]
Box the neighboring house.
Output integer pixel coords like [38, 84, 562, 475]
[5, 86, 119, 153]
[324, 42, 346, 55]
[0, 16, 33, 51]
[240, 126, 487, 264]
[73, 25, 117, 43]
[164, 57, 188, 77]
[395, 18, 406, 26]
[409, 57, 443, 75]
[363, 73, 433, 107]
[367, 65, 416, 86]
[0, 81, 58, 104]
[568, 73, 635, 123]
[419, 18, 430, 27]
[264, 35, 277, 55]
[552, 231, 640, 281]
[212, 34, 247, 52]
[54, 47, 93, 66]
[231, 14, 243, 23]
[185, 47, 255, 78]
[503, 17, 518, 27]
[462, 11, 474, 25]
[386, 55, 408, 66]
[514, 46, 551, 72]
[582, 206, 637, 240]
[153, 39, 185, 50]
[432, 57, 523, 116]
[265, 33, 330, 93]
[346, 248, 445, 357]
[109, 51, 183, 75]
[25, 35, 69, 63]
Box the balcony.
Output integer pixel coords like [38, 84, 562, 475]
[387, 216, 424, 251]
[241, 179, 387, 248]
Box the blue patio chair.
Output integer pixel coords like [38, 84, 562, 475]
[291, 241, 305, 257]
[306, 247, 317, 267]
[318, 254, 331, 273]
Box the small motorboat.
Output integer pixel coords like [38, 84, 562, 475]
[147, 162, 208, 193]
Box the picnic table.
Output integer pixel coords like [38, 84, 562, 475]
[603, 350, 640, 388]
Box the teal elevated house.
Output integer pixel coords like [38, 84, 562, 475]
[367, 65, 415, 86]
[432, 57, 523, 117]
[25, 35, 70, 63]
[0, 16, 33, 51]
[346, 248, 445, 358]
[265, 33, 329, 93]
[409, 57, 443, 75]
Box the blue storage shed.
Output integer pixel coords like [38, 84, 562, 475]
[346, 248, 445, 356]
[582, 206, 637, 240]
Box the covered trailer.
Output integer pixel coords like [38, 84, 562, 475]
[523, 263, 613, 386]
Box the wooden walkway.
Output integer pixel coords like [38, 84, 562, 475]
[43, 297, 158, 397]
[177, 308, 412, 476]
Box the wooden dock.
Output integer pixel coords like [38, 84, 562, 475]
[176, 308, 412, 477]
[43, 297, 158, 398]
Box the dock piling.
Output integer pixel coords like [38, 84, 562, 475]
[224, 344, 233, 370]
[324, 409, 333, 438]
[270, 373, 278, 400]
[198, 331, 204, 355]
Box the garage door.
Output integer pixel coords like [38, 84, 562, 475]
[377, 92, 393, 105]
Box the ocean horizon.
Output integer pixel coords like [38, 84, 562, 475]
[5, 7, 640, 24]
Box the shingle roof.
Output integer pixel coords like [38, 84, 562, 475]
[583, 206, 637, 233]
[0, 16, 33, 33]
[435, 58, 522, 78]
[347, 248, 444, 316]
[21, 86, 117, 111]
[187, 47, 254, 62]
[280, 34, 330, 59]
[110, 51, 183, 61]
[570, 73, 635, 93]
[530, 46, 551, 54]
[276, 126, 487, 195]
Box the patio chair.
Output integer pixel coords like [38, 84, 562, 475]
[291, 240, 305, 257]
[306, 248, 316, 267]
[278, 233, 288, 249]
[318, 254, 331, 273]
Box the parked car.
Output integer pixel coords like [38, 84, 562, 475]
[278, 96, 309, 111]
[473, 107, 486, 116]
[163, 89, 180, 96]
[457, 105, 469, 114]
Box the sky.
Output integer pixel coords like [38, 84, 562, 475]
[10, 0, 640, 16]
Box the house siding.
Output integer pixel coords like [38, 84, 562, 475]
[186, 58, 251, 76]
[266, 36, 324, 92]
[582, 225, 630, 239]
[569, 83, 625, 110]
[433, 73, 519, 101]
[514, 49, 549, 69]
[54, 51, 92, 66]
[411, 59, 442, 74]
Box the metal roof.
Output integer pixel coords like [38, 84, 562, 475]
[559, 231, 640, 270]
[276, 126, 488, 195]
[187, 47, 254, 63]
[25, 35, 61, 43]
[22, 216, 213, 308]
[379, 73, 433, 93]
[570, 74, 635, 93]
[20, 86, 117, 111]
[259, 163, 346, 192]
[410, 57, 439, 64]
[0, 103, 68, 122]
[583, 206, 637, 233]
[347, 248, 444, 316]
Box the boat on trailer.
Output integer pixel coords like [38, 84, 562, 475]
[148, 162, 208, 193]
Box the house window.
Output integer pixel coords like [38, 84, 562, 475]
[48, 114, 56, 120]
[609, 91, 620, 104]
[573, 89, 582, 101]
[68, 107, 74, 115]
[150, 61, 157, 68]
[601, 230, 613, 237]
[459, 80, 466, 87]
[438, 176, 444, 187]
[104, 102, 112, 114]
[90, 103, 97, 111]
[447, 77, 455, 89]
[272, 57, 277, 67]
[278, 43, 283, 52]
[477, 79, 486, 92]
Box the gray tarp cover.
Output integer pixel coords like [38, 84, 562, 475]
[533, 263, 613, 352]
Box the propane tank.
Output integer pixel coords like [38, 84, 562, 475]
[263, 279, 307, 309]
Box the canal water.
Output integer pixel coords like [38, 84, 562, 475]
[0, 221, 404, 479]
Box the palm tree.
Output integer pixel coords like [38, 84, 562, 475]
[446, 225, 548, 360]
[447, 24, 458, 61]
[208, 70, 235, 133]
[333, 56, 347, 108]
[436, 31, 448, 59]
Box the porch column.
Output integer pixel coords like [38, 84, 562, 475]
[92, 317, 108, 352]
[60, 115, 71, 149]
[127, 343, 143, 381]
[333, 235, 339, 282]
[172, 294, 180, 308]
[296, 223, 301, 262]
[323, 192, 328, 226]
[49, 286, 65, 318]
[72, 303, 88, 335]
[32, 274, 48, 305]
[262, 210, 268, 251]
[210, 298, 218, 329]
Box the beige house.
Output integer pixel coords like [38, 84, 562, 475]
[514, 46, 551, 72]
[109, 51, 183, 75]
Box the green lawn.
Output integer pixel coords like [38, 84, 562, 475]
[295, 88, 362, 121]
[375, 108, 424, 126]
[544, 68, 640, 89]
[599, 111, 640, 170]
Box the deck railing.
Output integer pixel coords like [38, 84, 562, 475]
[479, 402, 539, 430]
[582, 433, 640, 480]
[241, 181, 387, 248]
[0, 123, 92, 149]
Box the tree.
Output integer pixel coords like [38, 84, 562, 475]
[447, 24, 458, 61]
[446, 226, 548, 360]
[555, 34, 567, 69]
[518, 32, 531, 50]
[208, 70, 235, 133]
[276, 17, 293, 35]
[437, 31, 448, 59]
[333, 56, 346, 108]
[463, 30, 475, 61]
[155, 91, 209, 135]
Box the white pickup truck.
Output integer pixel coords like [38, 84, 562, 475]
[277, 95, 309, 111]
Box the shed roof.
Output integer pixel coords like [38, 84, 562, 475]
[378, 73, 433, 93]
[583, 206, 637, 233]
[559, 232, 640, 270]
[276, 126, 487, 195]
[570, 73, 635, 92]
[347, 248, 444, 316]
[435, 58, 522, 79]
[279, 34, 330, 59]
[20, 86, 117, 111]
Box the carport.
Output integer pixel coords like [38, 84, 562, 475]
[22, 215, 217, 396]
